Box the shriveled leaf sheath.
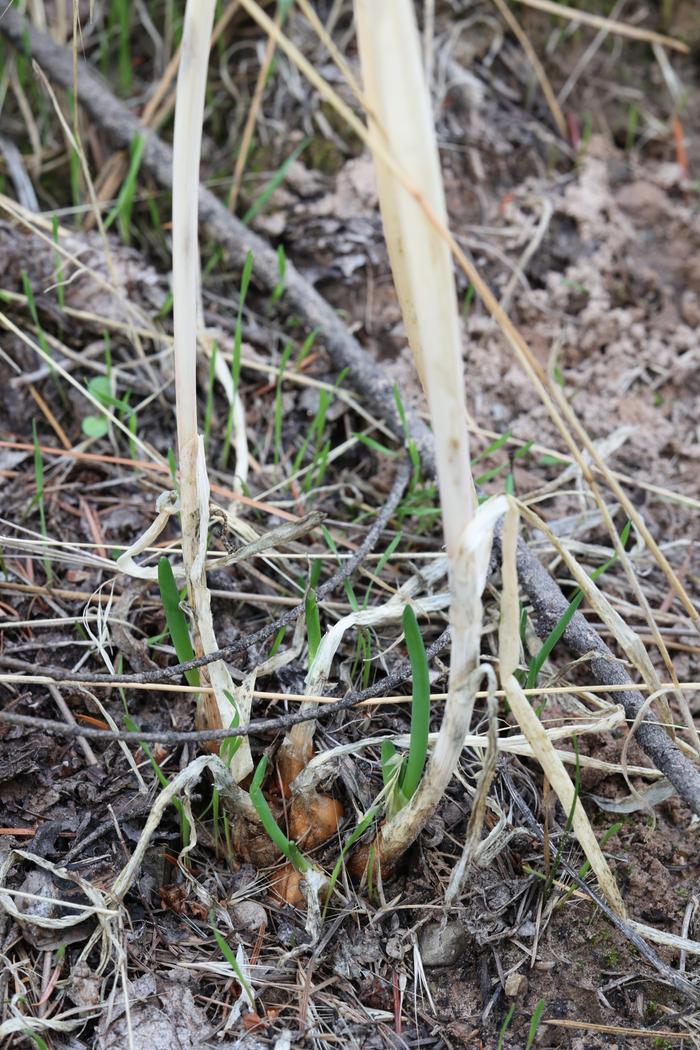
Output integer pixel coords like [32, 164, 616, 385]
[354, 0, 478, 862]
[354, 0, 476, 555]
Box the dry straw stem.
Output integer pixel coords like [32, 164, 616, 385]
[489, 0, 567, 138]
[514, 507, 700, 816]
[544, 388, 696, 756]
[522, 496, 688, 745]
[511, 0, 689, 53]
[227, 5, 281, 213]
[500, 502, 626, 916]
[544, 1020, 691, 1041]
[172, 0, 252, 780]
[294, 0, 365, 103]
[0, 704, 673, 785]
[5, 672, 700, 711]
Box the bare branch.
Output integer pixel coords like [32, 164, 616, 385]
[0, 627, 451, 745]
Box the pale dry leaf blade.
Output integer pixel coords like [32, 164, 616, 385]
[499, 501, 626, 917]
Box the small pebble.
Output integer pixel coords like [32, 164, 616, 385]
[517, 920, 537, 939]
[385, 933, 409, 960]
[505, 972, 528, 998]
[418, 921, 471, 967]
[680, 290, 700, 328]
[230, 899, 267, 931]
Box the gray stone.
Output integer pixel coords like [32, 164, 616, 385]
[505, 972, 528, 998]
[418, 921, 471, 967]
[230, 899, 267, 932]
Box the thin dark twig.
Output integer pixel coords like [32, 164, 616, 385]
[0, 627, 451, 744]
[0, 461, 411, 686]
[503, 769, 700, 1005]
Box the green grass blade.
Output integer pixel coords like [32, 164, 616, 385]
[157, 557, 200, 687]
[294, 328, 318, 368]
[274, 343, 294, 462]
[471, 428, 512, 465]
[558, 820, 623, 908]
[323, 806, 378, 916]
[527, 521, 631, 690]
[497, 1003, 516, 1050]
[203, 341, 218, 453]
[233, 250, 253, 394]
[220, 690, 242, 765]
[268, 625, 287, 658]
[113, 0, 133, 93]
[249, 755, 310, 873]
[241, 138, 310, 225]
[26, 1033, 49, 1050]
[526, 1000, 546, 1049]
[167, 449, 179, 489]
[381, 740, 407, 816]
[353, 433, 398, 457]
[375, 532, 402, 577]
[400, 605, 431, 799]
[380, 739, 400, 791]
[104, 133, 145, 243]
[31, 421, 52, 584]
[526, 590, 585, 691]
[209, 915, 255, 1006]
[21, 271, 55, 368]
[305, 584, 321, 663]
[51, 213, 65, 309]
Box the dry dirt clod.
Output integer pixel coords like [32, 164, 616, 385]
[95, 974, 211, 1050]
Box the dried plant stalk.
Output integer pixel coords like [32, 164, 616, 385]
[172, 0, 252, 780]
[353, 0, 480, 864]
